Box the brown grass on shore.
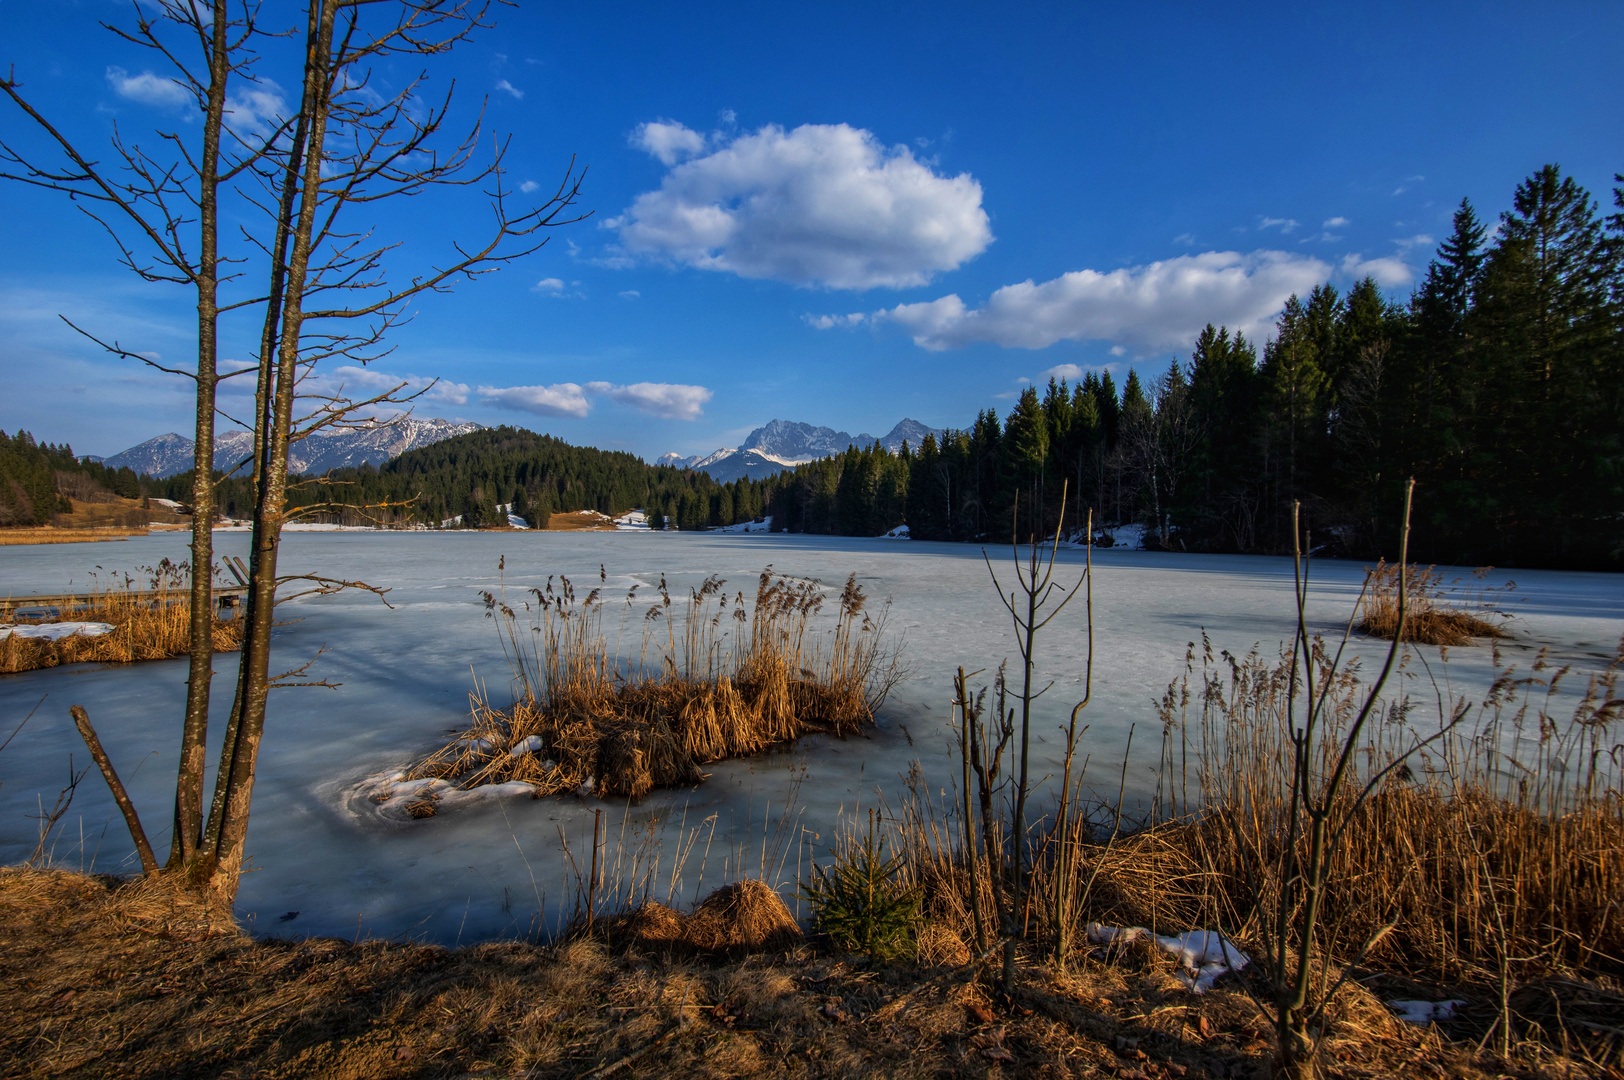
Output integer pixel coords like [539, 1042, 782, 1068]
[1358, 560, 1513, 645]
[0, 564, 243, 674]
[0, 526, 146, 545]
[0, 864, 1511, 1080]
[547, 510, 618, 530]
[885, 635, 1624, 1072]
[402, 568, 904, 804]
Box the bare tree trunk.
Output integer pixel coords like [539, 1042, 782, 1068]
[205, 0, 338, 902]
[171, 0, 230, 870]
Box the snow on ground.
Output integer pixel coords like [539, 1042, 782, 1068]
[216, 522, 381, 533]
[712, 515, 773, 534]
[613, 510, 649, 530]
[150, 498, 185, 511]
[1088, 923, 1250, 993]
[1387, 1000, 1467, 1024]
[877, 525, 910, 539]
[0, 622, 115, 641]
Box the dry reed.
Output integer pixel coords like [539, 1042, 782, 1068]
[885, 633, 1623, 1061]
[0, 561, 243, 674]
[402, 566, 904, 805]
[1359, 560, 1514, 645]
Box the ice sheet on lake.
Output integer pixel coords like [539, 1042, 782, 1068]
[0, 528, 1613, 946]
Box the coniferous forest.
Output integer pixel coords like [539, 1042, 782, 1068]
[8, 165, 1620, 569]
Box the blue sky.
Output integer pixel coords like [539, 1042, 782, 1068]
[2, 1, 1620, 461]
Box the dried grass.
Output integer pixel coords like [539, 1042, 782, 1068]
[0, 562, 242, 674]
[403, 567, 904, 802]
[1359, 560, 1514, 645]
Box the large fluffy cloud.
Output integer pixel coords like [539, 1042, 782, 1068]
[478, 381, 712, 420]
[610, 121, 991, 290]
[864, 250, 1331, 353]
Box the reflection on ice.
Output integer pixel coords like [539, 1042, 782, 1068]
[0, 529, 1618, 946]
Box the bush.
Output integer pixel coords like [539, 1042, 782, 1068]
[801, 810, 920, 962]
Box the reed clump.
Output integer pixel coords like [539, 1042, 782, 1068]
[0, 561, 243, 674]
[1359, 560, 1513, 645]
[885, 634, 1624, 1062]
[404, 566, 904, 803]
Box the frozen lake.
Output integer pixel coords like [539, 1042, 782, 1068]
[2, 530, 1620, 944]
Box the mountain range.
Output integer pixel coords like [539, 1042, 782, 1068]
[658, 418, 945, 484]
[103, 418, 485, 478]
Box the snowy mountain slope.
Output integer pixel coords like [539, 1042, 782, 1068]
[104, 418, 484, 478]
[659, 418, 946, 483]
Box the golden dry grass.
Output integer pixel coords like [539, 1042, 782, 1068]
[402, 568, 902, 805]
[0, 570, 242, 674]
[1, 865, 1513, 1080]
[887, 636, 1624, 1071]
[1358, 560, 1513, 646]
[0, 526, 146, 545]
[546, 510, 619, 531]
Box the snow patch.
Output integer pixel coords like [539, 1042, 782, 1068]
[613, 510, 650, 530]
[1087, 923, 1249, 993]
[0, 622, 115, 641]
[713, 516, 773, 534]
[508, 734, 544, 757]
[1388, 999, 1467, 1025]
[877, 524, 910, 539]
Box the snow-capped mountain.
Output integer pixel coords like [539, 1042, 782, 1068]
[660, 418, 946, 484]
[104, 418, 484, 478]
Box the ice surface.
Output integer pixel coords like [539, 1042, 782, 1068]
[0, 622, 115, 641]
[0, 530, 1617, 947]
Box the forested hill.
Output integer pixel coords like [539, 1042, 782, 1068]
[0, 430, 148, 526]
[193, 426, 768, 530]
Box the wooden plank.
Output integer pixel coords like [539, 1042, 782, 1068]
[0, 585, 248, 616]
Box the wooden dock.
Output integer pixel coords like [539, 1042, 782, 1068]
[1, 585, 248, 619]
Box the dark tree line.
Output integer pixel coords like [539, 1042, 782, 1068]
[772, 164, 1624, 569]
[15, 165, 1618, 568]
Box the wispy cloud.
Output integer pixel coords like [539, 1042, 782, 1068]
[106, 66, 189, 109]
[495, 78, 524, 100]
[532, 277, 565, 295]
[1323, 216, 1350, 228]
[1340, 253, 1413, 287]
[478, 380, 713, 420]
[610, 120, 991, 290]
[1259, 216, 1300, 233]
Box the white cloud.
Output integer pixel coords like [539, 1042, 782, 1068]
[1259, 217, 1300, 233]
[859, 250, 1329, 354]
[304, 365, 470, 406]
[1323, 216, 1350, 228]
[612, 121, 992, 290]
[1340, 253, 1413, 288]
[495, 79, 524, 100]
[1040, 363, 1084, 381]
[618, 290, 641, 299]
[478, 380, 712, 420]
[585, 381, 713, 420]
[1173, 232, 1196, 246]
[1109, 345, 1127, 357]
[1392, 174, 1425, 196]
[631, 120, 707, 166]
[1394, 233, 1434, 252]
[520, 179, 540, 194]
[106, 66, 189, 109]
[224, 79, 288, 140]
[532, 277, 565, 294]
[802, 312, 867, 330]
[479, 383, 591, 418]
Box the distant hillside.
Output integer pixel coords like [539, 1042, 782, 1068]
[105, 418, 484, 478]
[663, 418, 945, 483]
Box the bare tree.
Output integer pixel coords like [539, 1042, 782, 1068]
[6, 0, 586, 902]
[2, 0, 286, 869]
[197, 0, 586, 901]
